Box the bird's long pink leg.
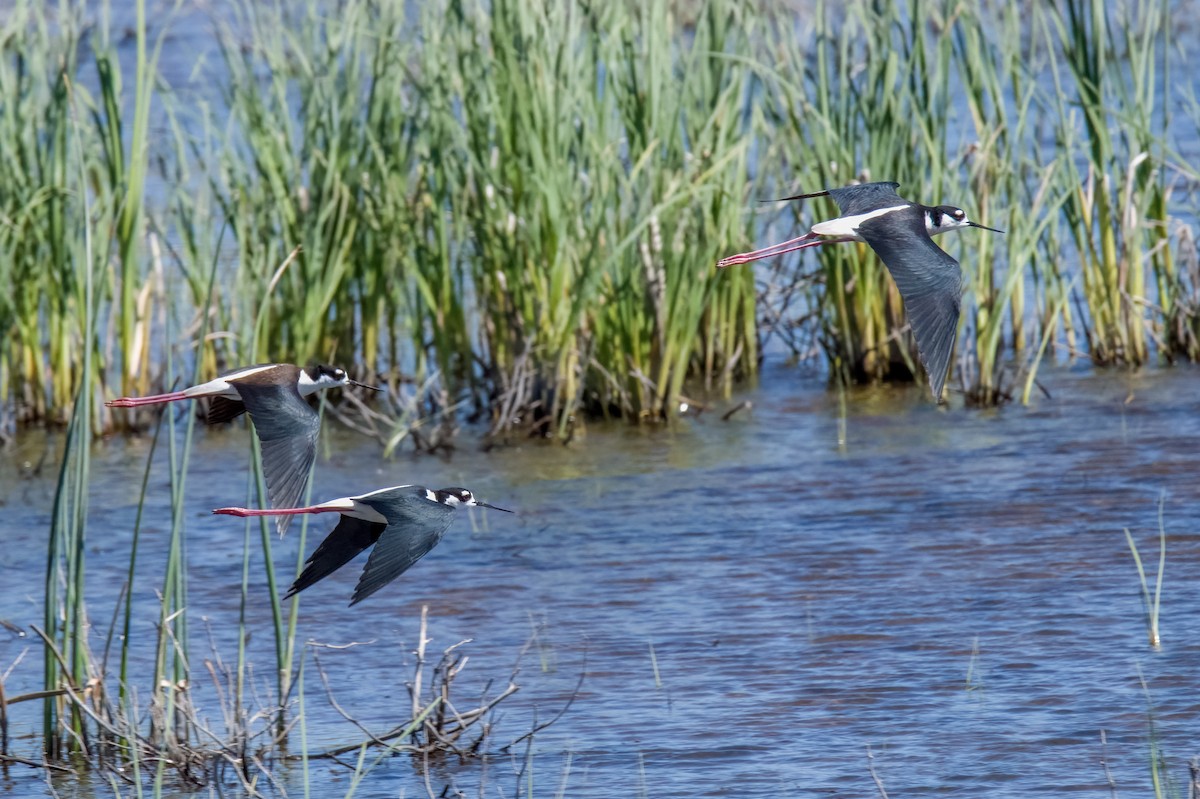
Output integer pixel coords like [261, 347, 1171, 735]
[717, 233, 854, 268]
[106, 391, 190, 408]
[717, 232, 818, 268]
[213, 505, 342, 518]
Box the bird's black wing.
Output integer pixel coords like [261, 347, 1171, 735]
[349, 491, 457, 605]
[206, 396, 247, 424]
[232, 365, 321, 535]
[775, 181, 904, 214]
[855, 205, 963, 401]
[284, 515, 386, 599]
[825, 182, 905, 215]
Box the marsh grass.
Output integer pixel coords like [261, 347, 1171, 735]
[192, 0, 758, 439]
[3, 0, 1198, 428]
[1044, 0, 1177, 367]
[0, 7, 87, 426]
[762, 0, 965, 391]
[754, 0, 1188, 402]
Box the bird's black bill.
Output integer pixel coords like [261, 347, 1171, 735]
[349, 379, 383, 391]
[968, 221, 1004, 234]
[476, 501, 514, 513]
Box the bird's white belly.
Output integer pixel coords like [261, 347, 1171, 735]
[810, 205, 908, 238]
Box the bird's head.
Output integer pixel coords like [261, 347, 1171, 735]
[434, 487, 513, 513]
[927, 205, 1003, 236]
[303, 364, 382, 395]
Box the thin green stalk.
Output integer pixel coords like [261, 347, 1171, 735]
[1124, 493, 1167, 648]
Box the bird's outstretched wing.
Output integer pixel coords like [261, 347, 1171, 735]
[233, 364, 321, 535]
[350, 491, 457, 605]
[855, 205, 963, 401]
[284, 515, 386, 599]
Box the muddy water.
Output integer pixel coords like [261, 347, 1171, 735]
[2, 366, 1199, 797]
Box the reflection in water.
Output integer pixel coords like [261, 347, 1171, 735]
[2, 367, 1200, 797]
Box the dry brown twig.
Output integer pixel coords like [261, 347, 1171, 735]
[299, 606, 524, 763]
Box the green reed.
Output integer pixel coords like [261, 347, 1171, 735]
[751, 0, 1186, 401]
[1046, 0, 1175, 366]
[102, 0, 162, 400]
[2, 0, 1197, 430]
[947, 1, 1073, 403]
[763, 0, 970, 393]
[0, 5, 79, 424]
[196, 0, 758, 435]
[0, 0, 170, 426]
[39, 9, 109, 753]
[445, 0, 757, 428]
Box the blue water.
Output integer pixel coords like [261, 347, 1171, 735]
[3, 365, 1199, 797]
[2, 2, 1199, 795]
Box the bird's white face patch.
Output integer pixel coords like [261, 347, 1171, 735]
[926, 214, 972, 235]
[810, 205, 908, 237]
[429, 488, 477, 507]
[299, 367, 348, 396]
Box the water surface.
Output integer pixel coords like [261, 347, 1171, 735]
[3, 366, 1199, 797]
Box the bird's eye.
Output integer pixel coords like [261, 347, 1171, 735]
[334, 369, 345, 379]
[954, 209, 965, 219]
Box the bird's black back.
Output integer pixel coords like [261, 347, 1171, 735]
[350, 488, 459, 605]
[825, 182, 907, 215]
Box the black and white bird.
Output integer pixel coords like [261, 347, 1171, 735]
[213, 485, 512, 605]
[717, 181, 1002, 401]
[107, 363, 379, 533]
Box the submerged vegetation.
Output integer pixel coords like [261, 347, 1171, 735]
[0, 0, 1196, 441]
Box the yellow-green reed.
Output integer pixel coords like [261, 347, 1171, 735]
[0, 6, 80, 424]
[1046, 0, 1174, 366]
[2, 0, 1197, 429]
[762, 0, 966, 392]
[752, 0, 1182, 402]
[198, 0, 758, 436]
[446, 0, 757, 429]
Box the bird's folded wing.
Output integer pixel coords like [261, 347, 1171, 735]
[234, 367, 321, 534]
[285, 516, 386, 599]
[855, 206, 963, 401]
[350, 495, 457, 605]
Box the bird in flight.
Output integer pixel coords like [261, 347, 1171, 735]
[213, 484, 512, 605]
[107, 363, 379, 532]
[718, 181, 1001, 401]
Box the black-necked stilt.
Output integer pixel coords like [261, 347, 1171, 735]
[213, 485, 512, 605]
[717, 181, 1002, 402]
[107, 363, 380, 533]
